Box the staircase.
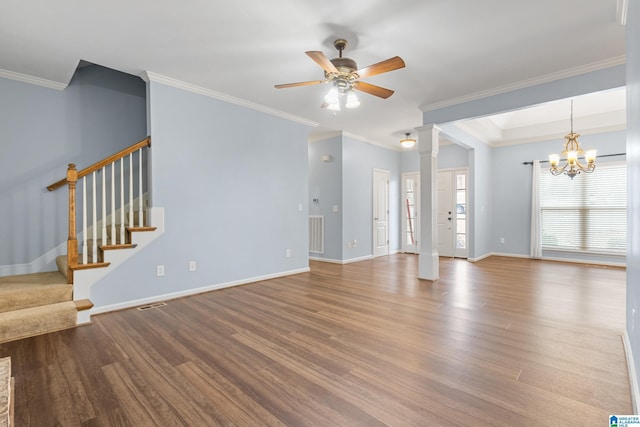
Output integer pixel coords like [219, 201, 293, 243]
[0, 137, 160, 344]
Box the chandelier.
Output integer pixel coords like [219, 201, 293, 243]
[400, 132, 416, 148]
[548, 100, 597, 179]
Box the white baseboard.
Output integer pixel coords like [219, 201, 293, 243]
[467, 252, 493, 262]
[623, 330, 640, 414]
[91, 267, 310, 315]
[541, 255, 626, 268]
[467, 251, 626, 268]
[344, 255, 374, 264]
[309, 256, 343, 264]
[309, 255, 374, 265]
[490, 252, 531, 259]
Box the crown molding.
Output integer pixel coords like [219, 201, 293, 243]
[308, 130, 343, 143]
[617, 0, 628, 26]
[419, 56, 626, 113]
[0, 68, 67, 90]
[342, 131, 402, 152]
[140, 71, 318, 128]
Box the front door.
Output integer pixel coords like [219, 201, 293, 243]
[437, 171, 454, 257]
[373, 169, 389, 257]
[437, 169, 468, 258]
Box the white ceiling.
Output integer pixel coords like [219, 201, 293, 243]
[0, 0, 627, 149]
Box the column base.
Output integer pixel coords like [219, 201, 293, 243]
[418, 251, 439, 281]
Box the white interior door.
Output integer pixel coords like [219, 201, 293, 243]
[402, 172, 420, 254]
[373, 169, 389, 257]
[437, 171, 454, 257]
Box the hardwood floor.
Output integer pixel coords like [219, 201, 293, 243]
[0, 255, 631, 426]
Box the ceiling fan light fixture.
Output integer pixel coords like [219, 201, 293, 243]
[400, 132, 416, 148]
[345, 91, 360, 109]
[274, 39, 406, 110]
[326, 101, 341, 111]
[324, 86, 339, 104]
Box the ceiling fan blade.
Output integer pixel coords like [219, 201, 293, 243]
[274, 80, 324, 89]
[306, 51, 339, 74]
[354, 81, 395, 99]
[356, 56, 405, 78]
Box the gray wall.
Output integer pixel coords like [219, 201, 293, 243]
[626, 0, 640, 407]
[308, 134, 402, 262]
[91, 81, 312, 308]
[0, 65, 147, 271]
[309, 137, 343, 260]
[342, 136, 401, 259]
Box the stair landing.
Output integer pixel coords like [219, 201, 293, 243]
[0, 271, 77, 344]
[0, 272, 71, 313]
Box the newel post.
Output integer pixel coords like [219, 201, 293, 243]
[66, 164, 78, 284]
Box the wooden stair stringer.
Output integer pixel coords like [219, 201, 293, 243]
[73, 207, 165, 324]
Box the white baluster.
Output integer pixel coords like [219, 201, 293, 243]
[92, 171, 97, 263]
[120, 158, 125, 244]
[138, 148, 143, 227]
[101, 166, 106, 247]
[129, 154, 133, 228]
[82, 178, 87, 265]
[111, 162, 115, 245]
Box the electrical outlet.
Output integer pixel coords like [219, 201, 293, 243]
[500, 237, 505, 244]
[156, 265, 165, 277]
[353, 239, 357, 247]
[188, 261, 196, 272]
[286, 249, 291, 258]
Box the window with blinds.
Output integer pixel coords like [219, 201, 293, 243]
[539, 161, 626, 253]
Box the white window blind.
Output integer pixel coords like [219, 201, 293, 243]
[539, 161, 626, 253]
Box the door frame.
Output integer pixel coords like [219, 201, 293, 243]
[401, 172, 420, 254]
[372, 168, 390, 257]
[437, 167, 469, 259]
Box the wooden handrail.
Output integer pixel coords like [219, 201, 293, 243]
[47, 137, 151, 191]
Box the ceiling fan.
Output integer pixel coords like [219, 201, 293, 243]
[274, 39, 405, 109]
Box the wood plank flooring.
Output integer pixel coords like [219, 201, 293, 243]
[0, 255, 632, 426]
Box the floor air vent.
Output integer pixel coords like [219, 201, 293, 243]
[309, 215, 324, 254]
[137, 301, 167, 311]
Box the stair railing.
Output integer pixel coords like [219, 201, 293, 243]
[47, 137, 151, 283]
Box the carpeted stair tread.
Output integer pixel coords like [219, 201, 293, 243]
[0, 301, 77, 344]
[0, 272, 71, 314]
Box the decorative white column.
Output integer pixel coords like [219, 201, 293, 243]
[417, 124, 440, 281]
